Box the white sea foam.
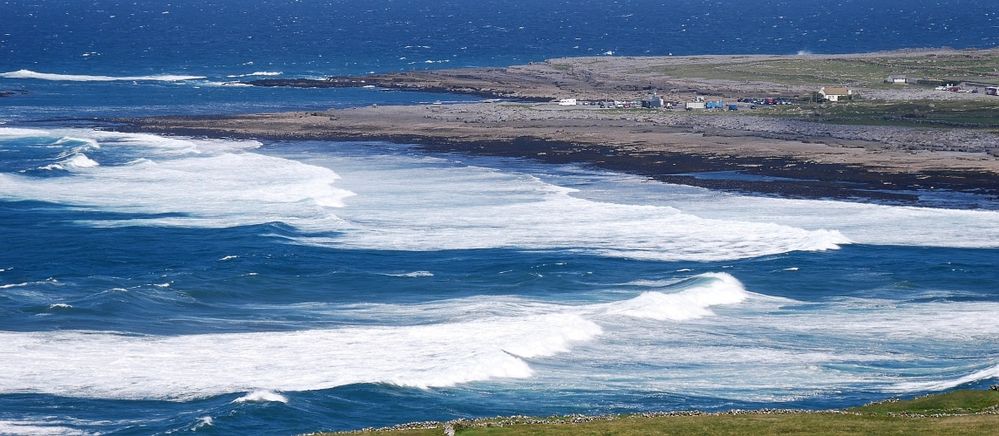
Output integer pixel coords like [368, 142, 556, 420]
[61, 153, 99, 169]
[890, 364, 999, 392]
[0, 282, 28, 289]
[1, 272, 994, 400]
[601, 272, 749, 320]
[0, 129, 354, 229]
[384, 271, 435, 278]
[198, 81, 253, 87]
[0, 273, 749, 401]
[616, 178, 999, 250]
[0, 129, 847, 262]
[225, 71, 282, 78]
[4, 129, 999, 261]
[0, 312, 600, 400]
[192, 416, 214, 430]
[233, 390, 288, 404]
[0, 69, 205, 82]
[0, 127, 52, 137]
[0, 420, 87, 436]
[283, 153, 848, 261]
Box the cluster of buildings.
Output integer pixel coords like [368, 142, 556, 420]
[885, 75, 998, 96]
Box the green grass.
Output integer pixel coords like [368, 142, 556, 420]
[642, 52, 999, 88]
[855, 389, 999, 415]
[767, 100, 999, 128]
[319, 389, 999, 435]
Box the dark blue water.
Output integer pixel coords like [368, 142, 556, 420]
[2, 0, 997, 77]
[1, 1, 998, 435]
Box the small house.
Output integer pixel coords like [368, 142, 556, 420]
[819, 86, 852, 102]
[557, 98, 577, 106]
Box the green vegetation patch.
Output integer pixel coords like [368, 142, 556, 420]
[855, 389, 999, 416]
[766, 99, 999, 129]
[644, 52, 999, 88]
[319, 389, 999, 436]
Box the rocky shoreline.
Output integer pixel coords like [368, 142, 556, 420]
[118, 48, 999, 208]
[118, 101, 999, 207]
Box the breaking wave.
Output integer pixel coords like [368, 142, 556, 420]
[225, 71, 282, 78]
[233, 390, 289, 404]
[1, 69, 205, 82]
[0, 312, 601, 400]
[0, 272, 749, 400]
[0, 128, 354, 229]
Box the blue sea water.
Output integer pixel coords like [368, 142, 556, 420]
[1, 1, 998, 435]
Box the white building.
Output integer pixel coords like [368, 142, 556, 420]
[819, 86, 852, 102]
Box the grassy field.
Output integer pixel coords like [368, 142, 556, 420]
[768, 99, 999, 129]
[643, 52, 999, 88]
[318, 389, 999, 436]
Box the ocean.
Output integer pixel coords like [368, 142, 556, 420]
[1, 1, 998, 434]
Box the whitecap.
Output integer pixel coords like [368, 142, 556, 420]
[889, 364, 999, 392]
[383, 271, 434, 278]
[0, 312, 600, 400]
[602, 273, 749, 321]
[0, 69, 204, 82]
[225, 71, 282, 78]
[0, 282, 28, 289]
[233, 390, 288, 404]
[192, 416, 214, 430]
[62, 153, 99, 169]
[0, 420, 86, 436]
[0, 129, 354, 230]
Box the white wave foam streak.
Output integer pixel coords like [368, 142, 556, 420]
[226, 71, 282, 78]
[233, 390, 288, 403]
[600, 272, 750, 320]
[0, 313, 600, 400]
[289, 158, 848, 261]
[653, 188, 999, 249]
[0, 127, 53, 137]
[61, 153, 100, 169]
[0, 130, 353, 229]
[555, 295, 999, 400]
[785, 300, 999, 343]
[889, 364, 999, 392]
[0, 420, 88, 436]
[0, 69, 205, 82]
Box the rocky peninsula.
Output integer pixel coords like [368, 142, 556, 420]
[121, 49, 999, 205]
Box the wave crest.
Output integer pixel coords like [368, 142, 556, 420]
[602, 272, 749, 321]
[1, 69, 205, 82]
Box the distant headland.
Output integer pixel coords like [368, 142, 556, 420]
[120, 48, 999, 206]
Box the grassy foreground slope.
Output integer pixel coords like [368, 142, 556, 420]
[320, 389, 999, 435]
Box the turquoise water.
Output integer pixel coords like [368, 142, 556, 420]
[1, 1, 998, 434]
